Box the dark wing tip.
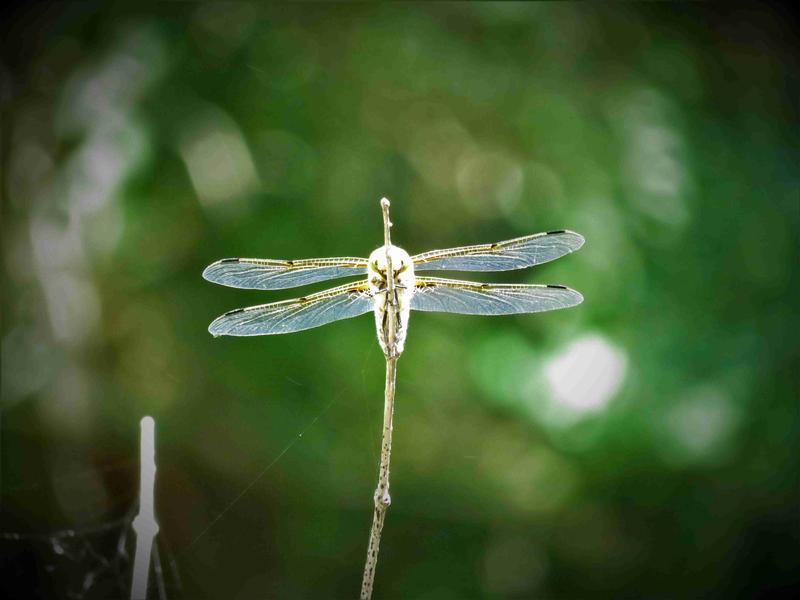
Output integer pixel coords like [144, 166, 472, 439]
[203, 258, 241, 283]
[208, 307, 246, 337]
[546, 229, 586, 252]
[547, 284, 584, 307]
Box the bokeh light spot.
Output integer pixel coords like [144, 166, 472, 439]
[179, 106, 259, 211]
[544, 335, 627, 415]
[661, 386, 740, 466]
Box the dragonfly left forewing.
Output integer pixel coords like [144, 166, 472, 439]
[411, 277, 583, 315]
[209, 281, 373, 337]
[203, 257, 369, 290]
[412, 230, 584, 272]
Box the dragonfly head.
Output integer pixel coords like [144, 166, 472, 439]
[368, 245, 413, 287]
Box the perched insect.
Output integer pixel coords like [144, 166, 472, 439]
[205, 199, 584, 597]
[203, 202, 584, 356]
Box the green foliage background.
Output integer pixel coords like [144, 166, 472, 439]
[2, 3, 798, 598]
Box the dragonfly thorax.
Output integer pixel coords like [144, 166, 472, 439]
[367, 245, 415, 290]
[368, 245, 415, 356]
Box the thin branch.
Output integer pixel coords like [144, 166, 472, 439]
[380, 197, 392, 249]
[360, 198, 399, 599]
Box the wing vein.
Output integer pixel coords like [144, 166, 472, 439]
[411, 277, 583, 315]
[412, 230, 584, 272]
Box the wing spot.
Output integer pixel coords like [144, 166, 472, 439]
[286, 260, 295, 266]
[224, 308, 245, 315]
[220, 258, 239, 263]
[547, 284, 567, 289]
[490, 243, 500, 250]
[547, 229, 566, 235]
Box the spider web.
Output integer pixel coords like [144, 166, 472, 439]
[0, 506, 182, 600]
[1, 369, 343, 599]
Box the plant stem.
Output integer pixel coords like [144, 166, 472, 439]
[360, 356, 396, 599]
[360, 198, 399, 599]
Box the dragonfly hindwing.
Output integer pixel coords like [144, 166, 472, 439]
[411, 277, 583, 315]
[209, 281, 373, 336]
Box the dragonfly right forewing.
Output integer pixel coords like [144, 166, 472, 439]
[412, 230, 584, 272]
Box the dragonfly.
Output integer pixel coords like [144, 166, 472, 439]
[203, 204, 584, 356]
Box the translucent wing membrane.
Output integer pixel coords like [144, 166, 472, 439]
[209, 282, 373, 337]
[412, 230, 584, 272]
[203, 257, 368, 290]
[411, 277, 583, 315]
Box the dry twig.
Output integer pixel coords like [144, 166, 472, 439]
[360, 198, 399, 599]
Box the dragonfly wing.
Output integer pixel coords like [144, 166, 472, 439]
[411, 277, 583, 315]
[203, 257, 368, 290]
[412, 230, 584, 272]
[209, 281, 373, 337]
